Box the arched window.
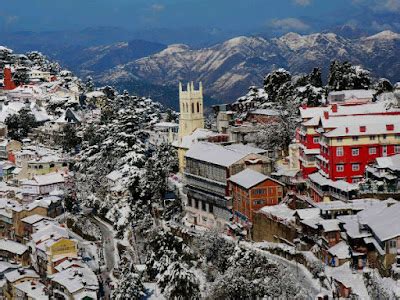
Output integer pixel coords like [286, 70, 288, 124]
[192, 103, 194, 113]
[185, 103, 188, 113]
[197, 102, 200, 113]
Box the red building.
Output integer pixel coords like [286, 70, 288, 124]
[299, 102, 400, 183]
[317, 114, 400, 183]
[2, 67, 16, 90]
[230, 168, 285, 224]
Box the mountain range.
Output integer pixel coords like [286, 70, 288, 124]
[87, 30, 400, 105]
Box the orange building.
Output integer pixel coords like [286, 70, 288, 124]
[230, 168, 285, 224]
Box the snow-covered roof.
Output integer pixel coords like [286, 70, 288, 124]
[21, 214, 50, 225]
[319, 219, 341, 232]
[14, 281, 48, 299]
[258, 204, 295, 223]
[325, 262, 369, 299]
[54, 259, 86, 273]
[85, 91, 105, 98]
[375, 154, 400, 171]
[364, 202, 400, 242]
[295, 208, 320, 220]
[337, 215, 371, 239]
[174, 128, 216, 149]
[50, 266, 99, 294]
[229, 168, 282, 189]
[321, 114, 399, 130]
[324, 122, 400, 138]
[22, 172, 65, 186]
[328, 240, 351, 259]
[249, 108, 279, 116]
[154, 122, 179, 128]
[5, 268, 39, 283]
[185, 142, 257, 167]
[308, 172, 358, 192]
[0, 261, 18, 274]
[224, 143, 267, 155]
[328, 89, 374, 101]
[31, 224, 68, 244]
[0, 239, 28, 255]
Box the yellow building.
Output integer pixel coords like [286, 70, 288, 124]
[175, 82, 205, 173]
[47, 238, 78, 274]
[178, 82, 204, 138]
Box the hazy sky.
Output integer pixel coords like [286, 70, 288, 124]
[0, 0, 399, 33]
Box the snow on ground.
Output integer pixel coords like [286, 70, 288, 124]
[240, 240, 328, 298]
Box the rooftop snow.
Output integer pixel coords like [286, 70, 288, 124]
[5, 268, 39, 283]
[328, 240, 351, 259]
[375, 154, 400, 171]
[364, 202, 400, 242]
[185, 142, 258, 167]
[0, 239, 28, 255]
[229, 168, 282, 189]
[259, 204, 295, 222]
[50, 266, 99, 294]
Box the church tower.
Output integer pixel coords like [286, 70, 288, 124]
[178, 81, 204, 139]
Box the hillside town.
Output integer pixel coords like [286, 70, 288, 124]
[0, 39, 400, 300]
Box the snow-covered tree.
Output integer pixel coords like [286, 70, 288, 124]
[263, 68, 292, 102]
[85, 76, 95, 92]
[112, 262, 145, 300]
[157, 261, 200, 300]
[207, 246, 307, 299]
[195, 231, 235, 273]
[328, 61, 371, 91]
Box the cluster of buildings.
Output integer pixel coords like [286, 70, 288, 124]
[0, 198, 99, 299]
[174, 83, 400, 288]
[0, 46, 102, 299]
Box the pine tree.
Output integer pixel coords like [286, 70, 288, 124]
[112, 264, 145, 300]
[263, 68, 292, 102]
[157, 261, 200, 300]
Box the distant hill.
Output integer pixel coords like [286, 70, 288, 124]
[94, 30, 400, 102]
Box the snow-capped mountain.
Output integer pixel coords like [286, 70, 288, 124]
[89, 30, 400, 102]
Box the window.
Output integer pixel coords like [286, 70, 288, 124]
[383, 134, 387, 139]
[388, 240, 397, 253]
[191, 103, 194, 113]
[254, 200, 264, 205]
[187, 198, 192, 207]
[396, 145, 400, 154]
[197, 102, 200, 113]
[396, 134, 400, 140]
[352, 164, 360, 171]
[336, 164, 344, 172]
[209, 203, 213, 214]
[336, 147, 344, 157]
[352, 148, 359, 156]
[50, 163, 55, 168]
[352, 136, 359, 141]
[194, 200, 199, 209]
[369, 147, 377, 155]
[369, 135, 376, 141]
[352, 177, 362, 183]
[313, 137, 320, 144]
[389, 240, 397, 249]
[337, 137, 343, 142]
[201, 201, 207, 211]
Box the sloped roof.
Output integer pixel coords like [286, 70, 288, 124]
[365, 202, 400, 242]
[229, 168, 282, 189]
[0, 239, 28, 255]
[328, 240, 351, 259]
[185, 142, 251, 167]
